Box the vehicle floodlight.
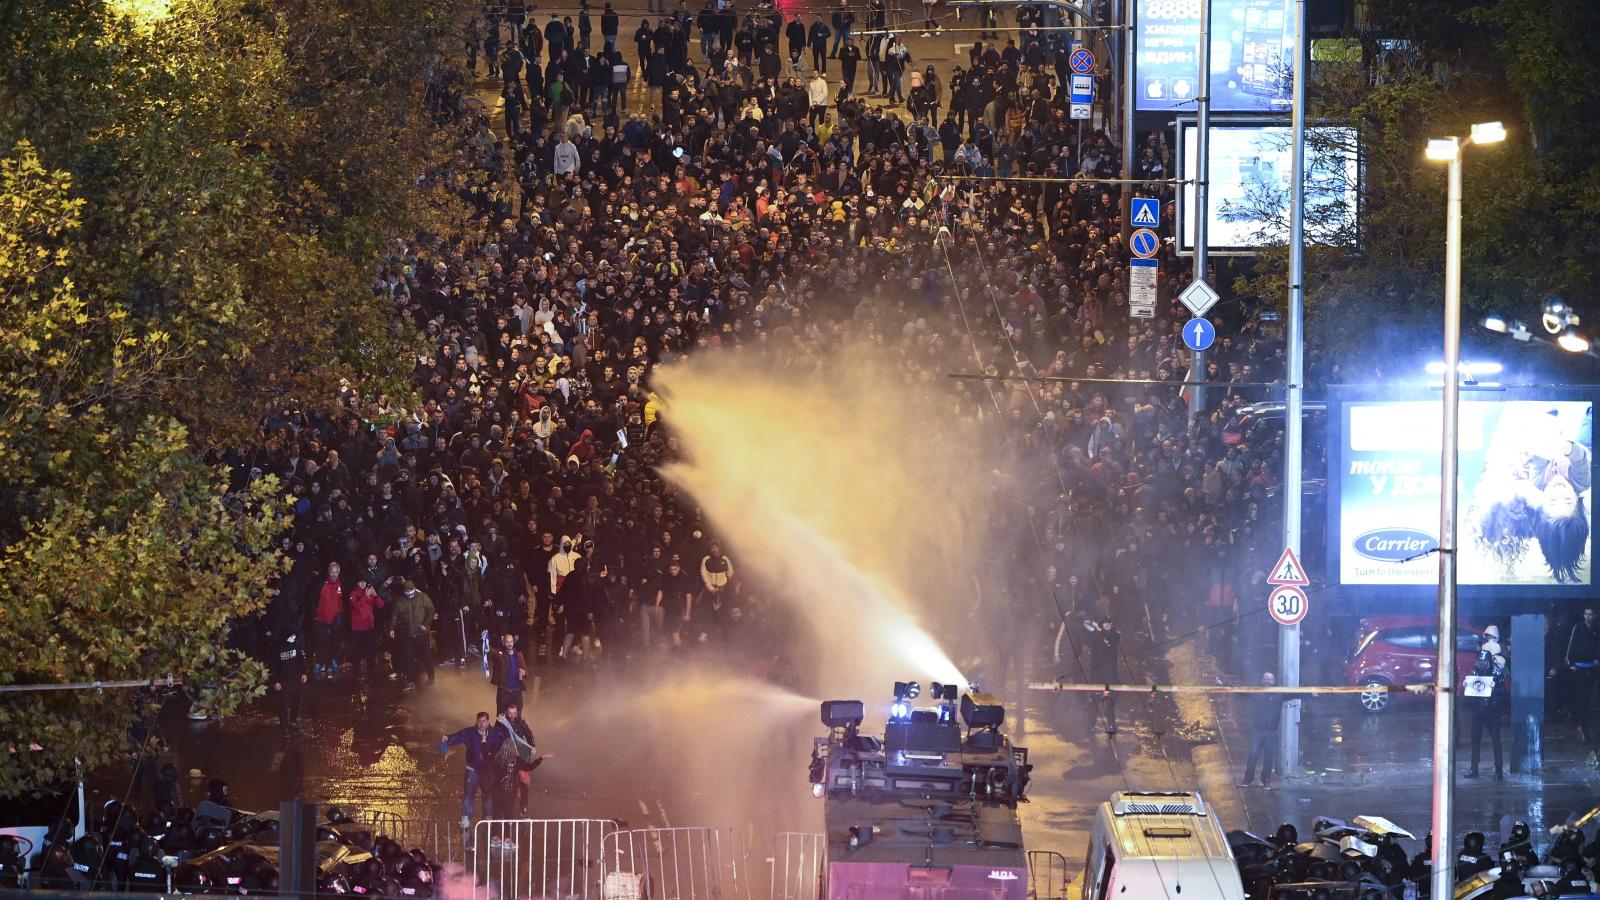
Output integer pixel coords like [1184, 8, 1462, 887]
[820, 700, 865, 729]
[960, 692, 1006, 729]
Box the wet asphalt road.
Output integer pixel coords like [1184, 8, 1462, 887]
[91, 645, 1600, 882]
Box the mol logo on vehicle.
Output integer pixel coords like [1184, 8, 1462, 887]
[1352, 528, 1438, 562]
[988, 870, 1020, 881]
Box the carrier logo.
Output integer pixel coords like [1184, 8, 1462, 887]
[989, 871, 1020, 881]
[1352, 528, 1437, 562]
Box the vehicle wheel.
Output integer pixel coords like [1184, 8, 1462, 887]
[1359, 681, 1390, 713]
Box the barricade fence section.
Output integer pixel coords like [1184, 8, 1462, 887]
[768, 832, 824, 900]
[601, 825, 750, 900]
[1027, 849, 1070, 900]
[361, 812, 467, 867]
[470, 818, 615, 900]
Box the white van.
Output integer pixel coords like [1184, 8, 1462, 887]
[1070, 791, 1247, 900]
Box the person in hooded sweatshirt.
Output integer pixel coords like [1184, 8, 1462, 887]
[555, 557, 600, 662]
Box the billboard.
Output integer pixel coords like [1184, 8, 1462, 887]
[1176, 122, 1359, 253]
[1329, 390, 1596, 597]
[1136, 0, 1297, 113]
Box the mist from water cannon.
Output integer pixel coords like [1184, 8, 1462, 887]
[654, 344, 1001, 706]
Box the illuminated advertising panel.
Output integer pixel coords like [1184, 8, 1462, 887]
[1136, 0, 1297, 113]
[1329, 390, 1596, 597]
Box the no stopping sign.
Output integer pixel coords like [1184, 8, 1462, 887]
[1268, 585, 1308, 626]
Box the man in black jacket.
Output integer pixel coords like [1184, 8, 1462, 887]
[1086, 616, 1120, 735]
[1238, 672, 1280, 789]
[489, 633, 528, 714]
[829, 1, 853, 56]
[784, 17, 806, 68]
[808, 18, 831, 74]
[601, 3, 620, 52]
[838, 37, 861, 93]
[269, 631, 308, 736]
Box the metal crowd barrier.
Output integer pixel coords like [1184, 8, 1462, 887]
[767, 832, 824, 900]
[601, 826, 744, 900]
[1027, 849, 1071, 900]
[469, 818, 615, 900]
[361, 811, 467, 867]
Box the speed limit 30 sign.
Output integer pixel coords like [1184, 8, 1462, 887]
[1268, 585, 1308, 626]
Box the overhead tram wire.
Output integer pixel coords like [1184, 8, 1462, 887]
[949, 373, 1294, 389]
[852, 23, 1132, 35]
[931, 175, 1191, 186]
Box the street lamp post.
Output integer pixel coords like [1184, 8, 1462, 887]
[1423, 120, 1504, 900]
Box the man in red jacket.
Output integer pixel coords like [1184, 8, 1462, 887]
[313, 562, 345, 679]
[348, 576, 385, 680]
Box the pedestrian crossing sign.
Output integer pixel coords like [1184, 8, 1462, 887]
[1131, 198, 1159, 228]
[1266, 546, 1310, 587]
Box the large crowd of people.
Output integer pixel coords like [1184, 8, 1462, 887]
[232, 0, 1319, 737]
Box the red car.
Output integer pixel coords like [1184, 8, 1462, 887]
[1346, 616, 1495, 713]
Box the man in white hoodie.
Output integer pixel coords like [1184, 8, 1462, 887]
[807, 71, 830, 128]
[548, 535, 581, 595]
[554, 132, 581, 177]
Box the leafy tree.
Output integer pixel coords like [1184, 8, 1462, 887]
[0, 142, 290, 792]
[0, 0, 463, 793]
[1227, 1, 1600, 370]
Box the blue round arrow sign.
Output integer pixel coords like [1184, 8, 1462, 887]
[1182, 317, 1216, 352]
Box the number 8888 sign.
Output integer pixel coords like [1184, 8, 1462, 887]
[1268, 585, 1308, 626]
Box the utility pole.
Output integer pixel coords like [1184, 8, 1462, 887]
[1189, 0, 1211, 416]
[1118, 0, 1134, 245]
[1279, 0, 1307, 776]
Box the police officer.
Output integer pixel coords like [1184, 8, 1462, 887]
[270, 629, 308, 734]
[1466, 625, 1507, 780]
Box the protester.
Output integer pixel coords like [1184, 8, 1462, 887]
[269, 632, 307, 736]
[438, 712, 496, 830]
[490, 633, 528, 713]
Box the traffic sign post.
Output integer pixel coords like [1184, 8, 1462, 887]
[1268, 585, 1308, 626]
[1182, 317, 1215, 352]
[1179, 278, 1220, 318]
[1128, 228, 1160, 259]
[1130, 198, 1159, 229]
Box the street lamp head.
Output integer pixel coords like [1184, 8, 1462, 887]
[1470, 121, 1507, 145]
[1481, 314, 1508, 334]
[1543, 296, 1574, 335]
[1557, 326, 1590, 354]
[1425, 138, 1459, 162]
